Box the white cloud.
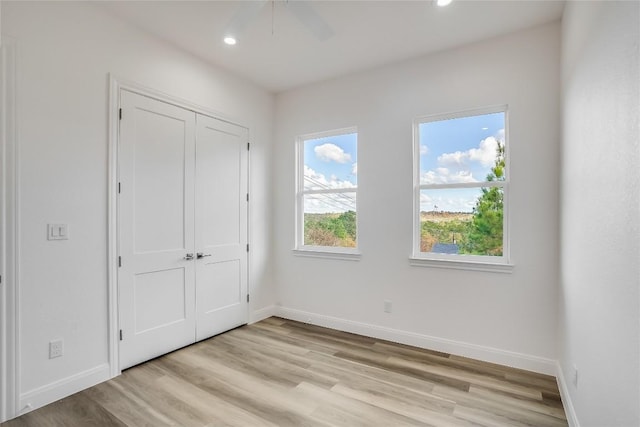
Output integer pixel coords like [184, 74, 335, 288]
[303, 165, 356, 213]
[469, 137, 500, 166]
[438, 136, 499, 168]
[438, 151, 465, 167]
[304, 192, 356, 214]
[420, 145, 429, 156]
[420, 192, 432, 204]
[420, 167, 477, 185]
[304, 165, 356, 190]
[351, 162, 357, 175]
[314, 143, 352, 163]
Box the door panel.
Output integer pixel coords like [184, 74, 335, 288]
[198, 260, 241, 313]
[134, 268, 187, 333]
[200, 135, 241, 246]
[195, 115, 248, 341]
[133, 109, 187, 253]
[119, 90, 196, 369]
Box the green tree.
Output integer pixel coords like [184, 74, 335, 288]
[421, 217, 471, 252]
[304, 210, 357, 247]
[337, 210, 356, 241]
[461, 140, 505, 256]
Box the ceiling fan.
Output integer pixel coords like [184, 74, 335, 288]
[224, 0, 335, 44]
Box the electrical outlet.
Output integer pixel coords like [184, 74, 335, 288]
[49, 339, 63, 359]
[47, 224, 69, 240]
[384, 300, 392, 313]
[572, 364, 578, 388]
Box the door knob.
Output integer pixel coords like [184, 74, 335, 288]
[197, 252, 211, 259]
[184, 253, 194, 260]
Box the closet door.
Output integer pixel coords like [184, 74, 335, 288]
[119, 90, 196, 369]
[194, 115, 248, 341]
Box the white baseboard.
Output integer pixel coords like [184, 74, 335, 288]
[250, 305, 278, 324]
[275, 306, 557, 376]
[18, 363, 110, 417]
[556, 362, 580, 427]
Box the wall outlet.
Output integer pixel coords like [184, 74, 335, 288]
[384, 300, 392, 313]
[572, 364, 578, 388]
[49, 339, 64, 359]
[47, 223, 69, 240]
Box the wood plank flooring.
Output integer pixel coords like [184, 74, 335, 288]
[2, 317, 568, 426]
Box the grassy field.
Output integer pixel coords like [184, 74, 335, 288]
[420, 211, 473, 223]
[420, 211, 473, 252]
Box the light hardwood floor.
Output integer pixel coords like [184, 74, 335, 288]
[3, 317, 568, 426]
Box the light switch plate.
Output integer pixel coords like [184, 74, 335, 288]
[47, 223, 69, 240]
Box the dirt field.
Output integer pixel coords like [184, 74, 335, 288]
[420, 211, 473, 223]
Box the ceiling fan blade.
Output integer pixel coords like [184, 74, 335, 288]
[285, 1, 334, 41]
[225, 0, 268, 38]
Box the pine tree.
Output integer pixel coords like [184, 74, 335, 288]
[461, 140, 505, 256]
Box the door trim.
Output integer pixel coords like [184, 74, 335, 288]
[1, 37, 19, 423]
[108, 75, 250, 374]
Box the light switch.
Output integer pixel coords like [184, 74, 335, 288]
[47, 223, 69, 240]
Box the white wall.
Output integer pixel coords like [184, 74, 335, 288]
[8, 1, 638, 424]
[559, 2, 639, 426]
[1, 1, 275, 418]
[274, 22, 561, 372]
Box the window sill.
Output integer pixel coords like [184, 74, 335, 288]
[409, 257, 514, 273]
[293, 248, 361, 261]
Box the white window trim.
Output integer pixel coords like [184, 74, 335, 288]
[411, 105, 513, 272]
[294, 127, 360, 259]
[293, 248, 361, 261]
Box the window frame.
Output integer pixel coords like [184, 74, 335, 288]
[294, 127, 360, 260]
[411, 106, 513, 273]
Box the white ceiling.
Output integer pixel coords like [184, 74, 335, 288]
[100, 0, 565, 93]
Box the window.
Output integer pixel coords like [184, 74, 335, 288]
[412, 107, 511, 271]
[295, 128, 358, 257]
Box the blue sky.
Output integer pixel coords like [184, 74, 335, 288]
[300, 114, 504, 214]
[303, 132, 357, 190]
[419, 112, 505, 212]
[303, 132, 357, 214]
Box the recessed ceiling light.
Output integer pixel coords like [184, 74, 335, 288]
[436, 0, 452, 7]
[223, 36, 237, 46]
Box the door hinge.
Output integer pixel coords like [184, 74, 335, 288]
[119, 108, 122, 120]
[247, 142, 250, 151]
[246, 244, 249, 252]
[118, 182, 121, 194]
[119, 330, 123, 341]
[246, 294, 250, 303]
[118, 256, 122, 267]
[246, 193, 249, 202]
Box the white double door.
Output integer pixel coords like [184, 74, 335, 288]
[118, 90, 248, 370]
